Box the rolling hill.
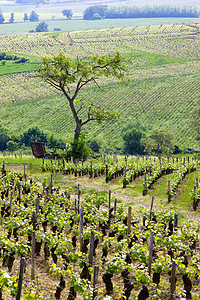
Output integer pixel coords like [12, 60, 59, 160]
[0, 22, 199, 151]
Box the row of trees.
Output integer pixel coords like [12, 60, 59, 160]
[0, 10, 39, 24]
[0, 122, 179, 156]
[0, 9, 72, 24]
[122, 123, 175, 156]
[0, 125, 65, 152]
[83, 5, 199, 20]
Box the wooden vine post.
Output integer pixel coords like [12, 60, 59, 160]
[114, 198, 117, 216]
[174, 214, 178, 231]
[108, 190, 111, 212]
[169, 259, 176, 300]
[78, 184, 81, 212]
[44, 190, 48, 207]
[18, 182, 21, 202]
[149, 196, 154, 220]
[50, 173, 53, 194]
[24, 164, 26, 184]
[2, 161, 5, 174]
[74, 198, 77, 215]
[168, 180, 171, 203]
[32, 211, 36, 231]
[80, 208, 84, 252]
[148, 231, 154, 276]
[89, 231, 95, 267]
[35, 198, 39, 218]
[127, 206, 132, 242]
[16, 257, 26, 300]
[93, 265, 99, 299]
[31, 230, 36, 281]
[106, 164, 108, 183]
[193, 185, 197, 211]
[10, 190, 13, 215]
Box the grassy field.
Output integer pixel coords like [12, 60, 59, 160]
[0, 17, 199, 35]
[0, 22, 199, 150]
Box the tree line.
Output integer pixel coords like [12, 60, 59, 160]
[0, 9, 72, 25]
[0, 125, 65, 152]
[83, 5, 200, 20]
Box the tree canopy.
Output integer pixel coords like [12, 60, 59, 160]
[35, 22, 48, 32]
[141, 128, 174, 156]
[122, 123, 146, 155]
[83, 4, 199, 20]
[37, 52, 129, 141]
[62, 9, 73, 20]
[0, 13, 5, 24]
[9, 13, 14, 23]
[29, 11, 39, 22]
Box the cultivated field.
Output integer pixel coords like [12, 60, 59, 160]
[0, 22, 199, 149]
[0, 154, 200, 299]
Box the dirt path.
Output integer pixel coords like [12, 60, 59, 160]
[63, 175, 200, 224]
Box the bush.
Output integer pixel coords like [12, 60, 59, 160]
[122, 122, 146, 155]
[0, 125, 10, 151]
[7, 140, 18, 152]
[35, 22, 48, 32]
[63, 133, 91, 160]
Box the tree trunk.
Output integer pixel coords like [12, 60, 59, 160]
[74, 121, 82, 141]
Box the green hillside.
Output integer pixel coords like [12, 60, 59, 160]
[0, 22, 199, 151]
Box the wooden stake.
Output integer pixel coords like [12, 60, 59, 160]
[127, 206, 132, 241]
[108, 190, 111, 212]
[93, 265, 99, 299]
[148, 231, 154, 276]
[31, 231, 36, 281]
[89, 231, 95, 267]
[75, 198, 77, 215]
[174, 214, 178, 231]
[16, 257, 26, 300]
[35, 198, 39, 218]
[114, 198, 117, 215]
[78, 184, 81, 212]
[80, 208, 84, 252]
[44, 190, 48, 207]
[106, 164, 108, 183]
[149, 196, 154, 220]
[24, 164, 26, 180]
[168, 180, 171, 203]
[10, 190, 13, 215]
[169, 259, 176, 300]
[18, 182, 21, 202]
[2, 161, 5, 175]
[32, 211, 36, 231]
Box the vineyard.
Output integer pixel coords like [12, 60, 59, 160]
[0, 22, 199, 148]
[0, 154, 200, 299]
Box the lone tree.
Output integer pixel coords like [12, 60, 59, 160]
[35, 22, 48, 32]
[0, 12, 5, 24]
[23, 13, 28, 22]
[9, 13, 14, 23]
[62, 9, 73, 20]
[29, 10, 39, 22]
[37, 52, 129, 141]
[141, 128, 174, 156]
